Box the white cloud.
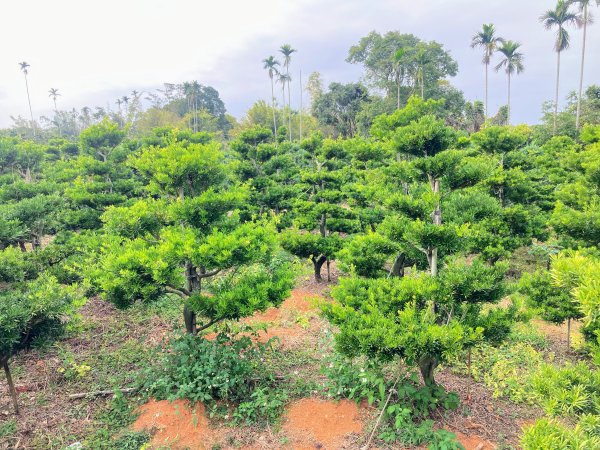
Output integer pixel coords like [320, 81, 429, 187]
[1, 0, 599, 127]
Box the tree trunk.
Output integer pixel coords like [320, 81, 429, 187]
[485, 60, 489, 118]
[183, 262, 200, 334]
[319, 213, 327, 238]
[397, 73, 401, 110]
[299, 70, 303, 140]
[54, 99, 61, 137]
[430, 179, 441, 278]
[418, 355, 438, 386]
[554, 50, 561, 135]
[287, 67, 292, 141]
[326, 259, 331, 282]
[271, 77, 277, 136]
[2, 358, 19, 414]
[183, 305, 196, 334]
[312, 255, 327, 282]
[390, 253, 405, 277]
[24, 74, 35, 137]
[576, 7, 588, 129]
[19, 241, 27, 252]
[507, 71, 511, 125]
[567, 317, 571, 350]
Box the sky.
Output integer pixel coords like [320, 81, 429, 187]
[1, 0, 599, 127]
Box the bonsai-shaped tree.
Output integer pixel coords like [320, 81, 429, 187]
[89, 132, 293, 334]
[281, 136, 357, 281]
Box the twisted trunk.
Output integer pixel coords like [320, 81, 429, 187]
[419, 355, 438, 386]
[390, 253, 406, 277]
[311, 255, 327, 282]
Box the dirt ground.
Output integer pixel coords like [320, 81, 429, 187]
[0, 261, 572, 449]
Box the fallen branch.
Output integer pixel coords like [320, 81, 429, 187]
[68, 387, 136, 400]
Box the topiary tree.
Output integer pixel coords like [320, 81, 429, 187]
[323, 257, 508, 385]
[323, 104, 518, 387]
[519, 269, 583, 348]
[89, 133, 293, 334]
[231, 126, 300, 221]
[79, 118, 126, 163]
[551, 250, 600, 345]
[281, 136, 357, 282]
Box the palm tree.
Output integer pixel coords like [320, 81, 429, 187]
[263, 56, 280, 136]
[413, 44, 430, 99]
[471, 24, 505, 117]
[495, 41, 525, 124]
[280, 44, 296, 141]
[540, 0, 581, 134]
[19, 62, 35, 136]
[569, 0, 599, 128]
[48, 88, 61, 136]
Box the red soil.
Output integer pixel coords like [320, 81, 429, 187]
[452, 430, 496, 450]
[282, 398, 363, 449]
[132, 399, 215, 449]
[247, 289, 321, 324]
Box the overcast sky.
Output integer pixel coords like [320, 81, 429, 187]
[1, 0, 599, 127]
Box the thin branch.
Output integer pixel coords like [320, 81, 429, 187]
[164, 286, 190, 298]
[196, 317, 223, 333]
[197, 268, 221, 279]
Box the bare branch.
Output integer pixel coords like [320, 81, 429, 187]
[165, 286, 190, 298]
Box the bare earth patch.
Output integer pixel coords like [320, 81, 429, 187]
[132, 399, 215, 449]
[281, 398, 364, 449]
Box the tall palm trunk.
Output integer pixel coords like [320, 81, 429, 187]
[299, 70, 303, 140]
[23, 74, 35, 137]
[507, 71, 511, 125]
[270, 77, 277, 136]
[576, 5, 588, 129]
[396, 72, 401, 110]
[554, 50, 561, 135]
[485, 60, 489, 118]
[53, 99, 62, 137]
[286, 68, 292, 141]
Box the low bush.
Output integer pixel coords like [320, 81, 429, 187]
[140, 331, 269, 404]
[323, 355, 461, 448]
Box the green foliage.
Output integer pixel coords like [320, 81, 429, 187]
[521, 417, 600, 450]
[552, 251, 600, 341]
[0, 246, 35, 282]
[0, 275, 82, 363]
[232, 387, 288, 425]
[391, 115, 457, 157]
[140, 331, 268, 404]
[519, 269, 582, 325]
[450, 341, 544, 402]
[530, 362, 600, 417]
[337, 232, 398, 277]
[322, 354, 388, 405]
[471, 125, 531, 154]
[322, 355, 462, 448]
[313, 82, 370, 137]
[79, 118, 126, 162]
